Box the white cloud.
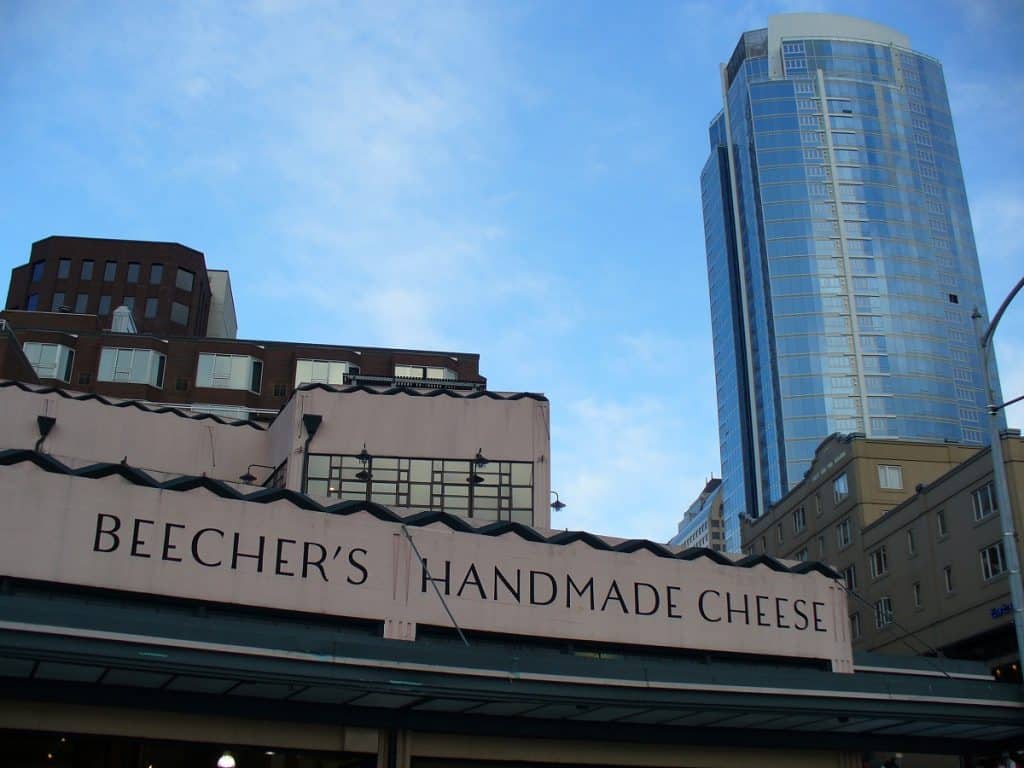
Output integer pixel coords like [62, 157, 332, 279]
[552, 395, 719, 542]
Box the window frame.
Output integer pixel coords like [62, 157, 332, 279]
[981, 541, 1007, 581]
[833, 472, 849, 504]
[869, 546, 888, 579]
[792, 505, 807, 534]
[878, 464, 903, 490]
[874, 596, 894, 629]
[971, 483, 998, 522]
[835, 517, 852, 549]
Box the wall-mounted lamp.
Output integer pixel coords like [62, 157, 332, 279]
[466, 449, 490, 485]
[355, 443, 372, 481]
[35, 415, 56, 452]
[239, 463, 277, 485]
[550, 491, 566, 512]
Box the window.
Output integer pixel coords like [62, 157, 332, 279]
[98, 347, 166, 388]
[295, 359, 357, 388]
[57, 259, 71, 279]
[869, 546, 888, 579]
[74, 294, 88, 314]
[122, 296, 135, 312]
[196, 353, 263, 393]
[22, 342, 75, 383]
[937, 509, 948, 537]
[176, 268, 195, 292]
[26, 294, 39, 311]
[171, 301, 189, 325]
[395, 364, 456, 381]
[30, 262, 44, 282]
[81, 260, 94, 280]
[874, 597, 894, 629]
[305, 452, 535, 525]
[126, 263, 140, 283]
[841, 564, 857, 591]
[51, 292, 66, 312]
[836, 518, 852, 549]
[793, 505, 806, 533]
[913, 582, 922, 608]
[776, 523, 784, 544]
[850, 612, 861, 640]
[943, 565, 953, 593]
[981, 541, 1007, 580]
[145, 298, 158, 319]
[834, 472, 849, 503]
[795, 548, 808, 562]
[971, 483, 998, 521]
[906, 528, 916, 556]
[98, 295, 112, 315]
[150, 264, 163, 284]
[817, 535, 825, 559]
[814, 493, 822, 517]
[103, 261, 117, 281]
[878, 464, 903, 490]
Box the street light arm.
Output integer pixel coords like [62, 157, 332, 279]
[978, 273, 1024, 350]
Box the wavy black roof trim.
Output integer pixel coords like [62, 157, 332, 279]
[293, 382, 548, 402]
[613, 539, 676, 557]
[734, 553, 791, 573]
[676, 547, 734, 566]
[0, 380, 266, 429]
[0, 448, 833, 577]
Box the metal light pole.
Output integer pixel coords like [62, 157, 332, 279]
[972, 273, 1024, 680]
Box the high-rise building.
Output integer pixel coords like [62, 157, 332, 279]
[702, 13, 998, 551]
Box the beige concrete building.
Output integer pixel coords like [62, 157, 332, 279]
[742, 432, 1024, 677]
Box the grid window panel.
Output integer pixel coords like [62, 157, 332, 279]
[305, 453, 534, 524]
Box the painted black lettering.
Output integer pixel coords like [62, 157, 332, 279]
[698, 589, 721, 622]
[565, 574, 595, 610]
[493, 565, 521, 602]
[232, 533, 266, 572]
[775, 597, 790, 629]
[726, 592, 750, 625]
[93, 513, 121, 553]
[601, 580, 628, 613]
[634, 582, 660, 616]
[347, 548, 368, 585]
[457, 563, 487, 599]
[161, 522, 185, 562]
[129, 518, 154, 558]
[666, 585, 684, 619]
[302, 541, 328, 582]
[530, 570, 557, 606]
[812, 601, 827, 633]
[793, 598, 810, 630]
[275, 538, 297, 576]
[421, 558, 451, 595]
[755, 594, 770, 627]
[192, 528, 224, 567]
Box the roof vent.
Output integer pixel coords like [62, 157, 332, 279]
[110, 305, 138, 334]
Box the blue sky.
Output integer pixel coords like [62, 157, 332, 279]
[2, 1, 1022, 541]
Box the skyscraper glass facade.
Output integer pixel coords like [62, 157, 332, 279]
[702, 15, 997, 552]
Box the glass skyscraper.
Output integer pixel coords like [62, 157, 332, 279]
[701, 14, 998, 552]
